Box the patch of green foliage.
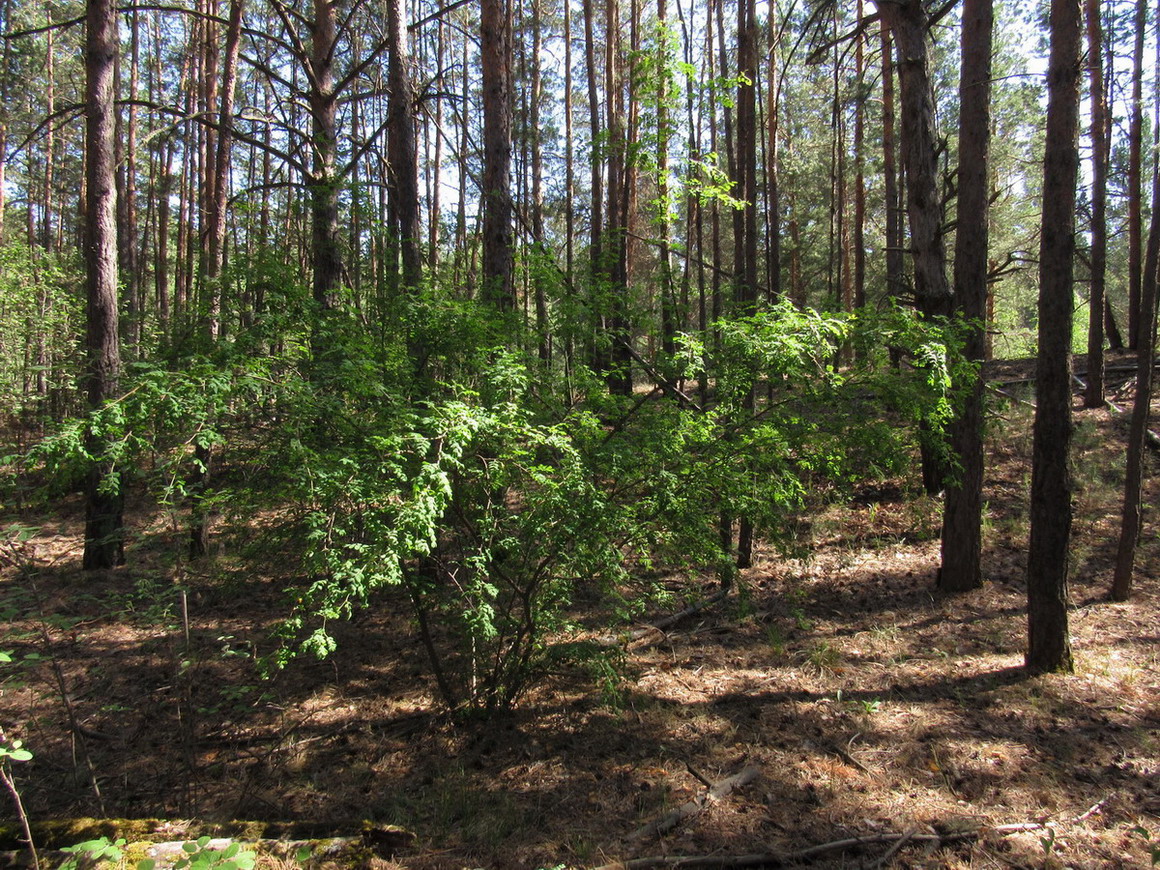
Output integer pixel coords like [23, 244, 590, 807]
[17, 282, 954, 717]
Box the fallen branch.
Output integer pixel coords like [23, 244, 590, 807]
[626, 765, 760, 844]
[597, 589, 731, 650]
[594, 821, 1049, 869]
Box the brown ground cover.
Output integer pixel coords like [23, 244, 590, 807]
[1, 377, 1158, 869]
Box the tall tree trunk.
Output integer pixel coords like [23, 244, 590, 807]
[881, 22, 903, 301]
[388, 0, 422, 291]
[765, 3, 781, 303]
[876, 0, 951, 493]
[853, 0, 866, 311]
[1083, 0, 1107, 408]
[1026, 0, 1080, 674]
[83, 0, 125, 571]
[120, 7, 141, 348]
[734, 0, 758, 312]
[734, 0, 758, 570]
[1126, 0, 1146, 349]
[605, 0, 632, 394]
[939, 0, 991, 593]
[311, 0, 343, 311]
[429, 20, 444, 274]
[1110, 124, 1160, 601]
[0, 0, 9, 247]
[44, 10, 56, 252]
[481, 0, 515, 308]
[190, 0, 243, 561]
[530, 0, 550, 361]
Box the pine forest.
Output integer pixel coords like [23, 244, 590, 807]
[1, 0, 1159, 865]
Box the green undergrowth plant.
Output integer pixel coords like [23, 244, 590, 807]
[16, 286, 954, 721]
[264, 301, 953, 716]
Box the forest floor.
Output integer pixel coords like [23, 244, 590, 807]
[1, 359, 1159, 869]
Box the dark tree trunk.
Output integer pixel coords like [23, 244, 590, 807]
[1110, 120, 1160, 601]
[1083, 0, 1108, 409]
[877, 0, 952, 494]
[388, 0, 422, 291]
[939, 0, 991, 593]
[765, 5, 781, 303]
[310, 0, 343, 311]
[481, 0, 514, 308]
[853, 0, 866, 311]
[881, 22, 903, 301]
[1127, 0, 1146, 349]
[1026, 0, 1081, 675]
[83, 0, 125, 571]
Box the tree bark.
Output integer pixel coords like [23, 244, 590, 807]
[1083, 0, 1108, 409]
[83, 0, 125, 571]
[881, 22, 904, 302]
[876, 0, 952, 494]
[481, 0, 515, 308]
[1126, 0, 1146, 349]
[310, 0, 343, 311]
[387, 0, 422, 291]
[939, 0, 991, 593]
[1026, 0, 1080, 674]
[1110, 118, 1160, 601]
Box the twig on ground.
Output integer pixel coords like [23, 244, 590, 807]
[625, 765, 760, 844]
[1073, 795, 1113, 823]
[594, 820, 1052, 869]
[869, 826, 921, 868]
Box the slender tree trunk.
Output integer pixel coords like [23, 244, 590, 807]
[939, 0, 991, 593]
[1126, 0, 1146, 349]
[311, 0, 343, 311]
[1110, 129, 1160, 601]
[44, 12, 56, 252]
[0, 0, 9, 247]
[881, 22, 903, 301]
[765, 4, 781, 303]
[853, 0, 866, 311]
[1083, 0, 1108, 409]
[877, 0, 951, 493]
[530, 0, 550, 361]
[83, 0, 125, 571]
[429, 20, 444, 274]
[122, 8, 141, 347]
[605, 0, 632, 393]
[388, 0, 422, 291]
[1026, 0, 1080, 674]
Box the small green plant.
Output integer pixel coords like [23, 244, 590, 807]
[805, 641, 840, 673]
[764, 623, 787, 656]
[1131, 826, 1160, 866]
[1039, 826, 1057, 863]
[791, 607, 813, 632]
[0, 728, 37, 869]
[59, 836, 126, 870]
[171, 836, 257, 870]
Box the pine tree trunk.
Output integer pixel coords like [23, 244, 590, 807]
[877, 0, 951, 493]
[481, 0, 515, 308]
[83, 0, 125, 571]
[939, 0, 992, 593]
[1083, 0, 1108, 409]
[388, 0, 422, 291]
[1110, 118, 1160, 601]
[1126, 0, 1146, 349]
[1026, 0, 1080, 674]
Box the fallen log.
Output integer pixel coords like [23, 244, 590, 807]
[0, 819, 414, 868]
